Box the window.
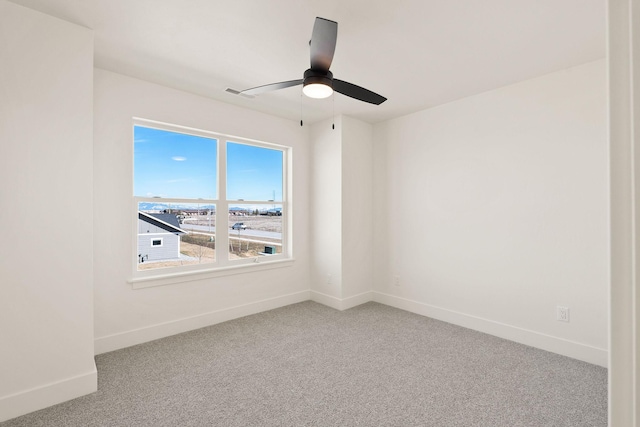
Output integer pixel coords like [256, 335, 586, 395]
[133, 119, 289, 278]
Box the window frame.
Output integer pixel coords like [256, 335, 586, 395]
[131, 118, 292, 284]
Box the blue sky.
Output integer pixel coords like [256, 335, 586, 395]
[134, 126, 283, 201]
[227, 141, 283, 201]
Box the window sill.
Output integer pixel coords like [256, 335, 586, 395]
[128, 258, 295, 289]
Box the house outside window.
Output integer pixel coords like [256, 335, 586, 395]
[133, 119, 289, 278]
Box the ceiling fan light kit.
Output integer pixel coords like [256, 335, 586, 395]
[302, 69, 333, 98]
[302, 83, 333, 99]
[239, 17, 386, 105]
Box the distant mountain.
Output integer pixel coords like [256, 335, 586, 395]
[138, 202, 216, 212]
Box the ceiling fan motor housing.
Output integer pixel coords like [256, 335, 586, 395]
[303, 69, 333, 88]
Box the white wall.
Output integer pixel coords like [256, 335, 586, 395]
[93, 69, 311, 353]
[341, 116, 374, 300]
[310, 117, 343, 301]
[310, 116, 374, 309]
[373, 59, 608, 366]
[0, 1, 96, 421]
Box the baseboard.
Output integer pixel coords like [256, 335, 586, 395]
[310, 290, 373, 311]
[309, 290, 342, 309]
[342, 291, 374, 310]
[94, 290, 311, 355]
[0, 367, 97, 423]
[373, 291, 608, 367]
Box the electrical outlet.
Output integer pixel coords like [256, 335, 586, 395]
[557, 306, 570, 322]
[393, 276, 400, 287]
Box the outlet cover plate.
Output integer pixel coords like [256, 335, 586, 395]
[557, 306, 570, 322]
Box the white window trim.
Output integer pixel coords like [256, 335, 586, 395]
[150, 237, 163, 247]
[128, 258, 296, 289]
[131, 118, 292, 285]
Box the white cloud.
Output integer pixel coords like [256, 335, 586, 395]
[172, 156, 187, 161]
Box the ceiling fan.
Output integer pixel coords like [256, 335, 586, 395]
[238, 17, 387, 105]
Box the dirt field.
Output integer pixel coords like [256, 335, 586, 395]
[186, 214, 282, 233]
[228, 238, 282, 257]
[228, 214, 282, 233]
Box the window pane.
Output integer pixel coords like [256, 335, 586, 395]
[134, 126, 217, 199]
[137, 202, 216, 270]
[228, 204, 282, 259]
[227, 142, 283, 201]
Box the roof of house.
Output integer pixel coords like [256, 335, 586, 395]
[138, 212, 186, 234]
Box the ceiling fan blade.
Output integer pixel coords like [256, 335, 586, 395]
[240, 79, 303, 96]
[310, 17, 337, 71]
[333, 79, 387, 105]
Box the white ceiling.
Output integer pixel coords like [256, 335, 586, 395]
[9, 0, 606, 124]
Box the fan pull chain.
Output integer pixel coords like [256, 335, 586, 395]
[332, 94, 335, 130]
[300, 92, 304, 127]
